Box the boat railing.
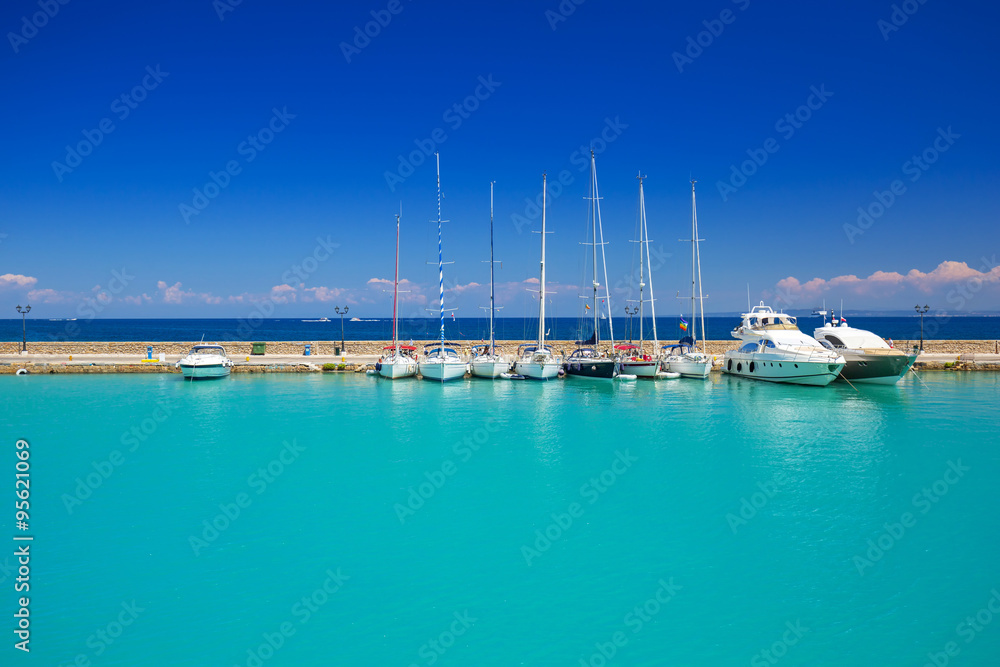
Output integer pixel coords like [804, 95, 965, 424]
[779, 344, 843, 363]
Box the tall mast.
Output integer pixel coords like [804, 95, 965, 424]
[690, 180, 697, 341]
[692, 180, 706, 351]
[594, 152, 614, 345]
[435, 153, 445, 356]
[392, 212, 400, 354]
[591, 152, 599, 345]
[639, 174, 657, 348]
[538, 173, 547, 348]
[489, 181, 495, 356]
[636, 175, 645, 349]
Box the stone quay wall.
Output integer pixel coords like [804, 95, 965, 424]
[1, 339, 998, 357]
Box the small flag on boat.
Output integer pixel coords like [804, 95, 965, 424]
[585, 304, 591, 310]
[679, 317, 688, 331]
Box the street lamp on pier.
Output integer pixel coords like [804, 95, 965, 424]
[16, 304, 31, 352]
[624, 306, 638, 343]
[915, 304, 929, 352]
[335, 306, 349, 353]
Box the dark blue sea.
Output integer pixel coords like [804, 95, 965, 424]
[1, 316, 996, 343]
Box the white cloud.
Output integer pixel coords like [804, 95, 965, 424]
[774, 260, 1000, 306]
[0, 273, 37, 290]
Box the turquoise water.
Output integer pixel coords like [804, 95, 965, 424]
[2, 372, 999, 665]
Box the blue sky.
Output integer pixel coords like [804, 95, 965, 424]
[1, 0, 998, 319]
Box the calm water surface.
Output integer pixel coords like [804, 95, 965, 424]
[2, 372, 998, 665]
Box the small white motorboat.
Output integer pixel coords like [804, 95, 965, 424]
[176, 344, 233, 380]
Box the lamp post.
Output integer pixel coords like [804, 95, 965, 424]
[335, 306, 349, 353]
[624, 306, 638, 343]
[915, 304, 929, 352]
[16, 304, 31, 352]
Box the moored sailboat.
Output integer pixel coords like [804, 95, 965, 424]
[620, 174, 664, 378]
[471, 181, 508, 378]
[565, 150, 617, 380]
[419, 153, 466, 382]
[665, 180, 712, 379]
[514, 173, 561, 380]
[377, 212, 418, 379]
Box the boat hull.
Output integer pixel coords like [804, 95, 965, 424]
[666, 356, 712, 379]
[620, 360, 660, 378]
[470, 358, 508, 379]
[564, 358, 617, 379]
[839, 351, 917, 384]
[378, 359, 417, 379]
[418, 360, 467, 382]
[178, 363, 231, 380]
[514, 360, 560, 380]
[723, 353, 843, 386]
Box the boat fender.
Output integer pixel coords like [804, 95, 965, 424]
[16, 368, 28, 375]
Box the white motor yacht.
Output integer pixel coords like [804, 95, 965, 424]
[176, 344, 233, 379]
[813, 314, 916, 384]
[724, 303, 845, 386]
